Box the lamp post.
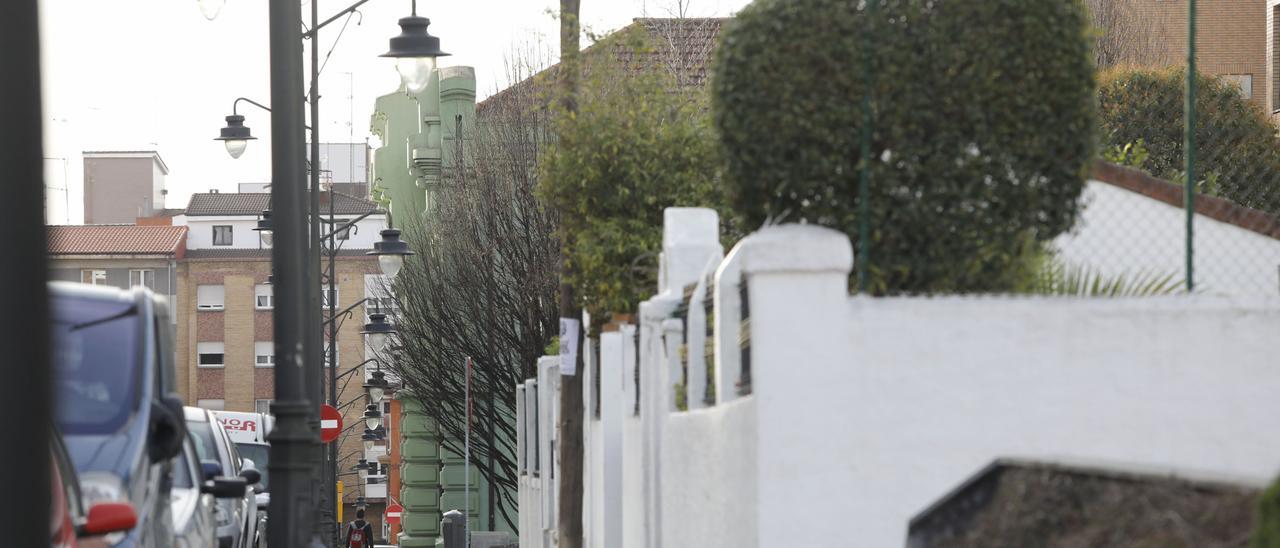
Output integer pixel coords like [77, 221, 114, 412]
[205, 0, 442, 544]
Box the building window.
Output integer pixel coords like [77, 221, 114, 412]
[129, 269, 155, 289]
[197, 399, 225, 411]
[255, 399, 273, 414]
[197, 285, 225, 310]
[254, 284, 274, 309]
[322, 288, 340, 309]
[365, 275, 398, 314]
[80, 269, 106, 285]
[255, 342, 274, 367]
[323, 342, 339, 367]
[198, 342, 225, 368]
[213, 225, 233, 246]
[1225, 74, 1253, 100]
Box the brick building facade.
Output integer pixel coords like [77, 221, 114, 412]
[1129, 0, 1268, 111]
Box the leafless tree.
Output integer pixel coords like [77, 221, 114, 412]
[1084, 0, 1174, 69]
[382, 42, 560, 530]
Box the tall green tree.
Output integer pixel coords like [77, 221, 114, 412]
[538, 45, 725, 323]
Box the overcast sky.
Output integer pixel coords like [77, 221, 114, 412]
[38, 0, 749, 224]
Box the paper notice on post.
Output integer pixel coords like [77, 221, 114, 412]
[559, 317, 580, 376]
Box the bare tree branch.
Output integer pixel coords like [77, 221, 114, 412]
[383, 42, 561, 530]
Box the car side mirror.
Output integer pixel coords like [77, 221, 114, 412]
[147, 394, 187, 462]
[200, 460, 223, 482]
[202, 477, 248, 499]
[240, 467, 261, 486]
[78, 502, 138, 537]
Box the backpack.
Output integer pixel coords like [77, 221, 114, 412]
[348, 520, 368, 548]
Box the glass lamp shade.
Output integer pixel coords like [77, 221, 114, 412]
[367, 332, 389, 353]
[363, 439, 375, 452]
[364, 415, 381, 430]
[396, 57, 436, 94]
[197, 0, 225, 20]
[368, 385, 386, 404]
[378, 254, 404, 279]
[224, 139, 248, 159]
[259, 231, 273, 247]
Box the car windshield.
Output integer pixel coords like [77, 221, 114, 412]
[236, 443, 269, 491]
[51, 296, 140, 435]
[173, 443, 195, 489]
[187, 419, 220, 465]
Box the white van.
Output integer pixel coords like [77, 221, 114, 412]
[213, 410, 272, 548]
[213, 411, 273, 445]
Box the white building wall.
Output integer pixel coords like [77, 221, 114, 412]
[181, 215, 386, 249]
[1054, 180, 1280, 296]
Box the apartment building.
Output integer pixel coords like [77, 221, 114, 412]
[1125, 0, 1267, 110]
[170, 190, 395, 516]
[46, 224, 187, 312]
[83, 150, 170, 224]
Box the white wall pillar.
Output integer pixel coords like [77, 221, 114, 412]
[737, 225, 854, 547]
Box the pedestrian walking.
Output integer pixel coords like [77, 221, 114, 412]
[344, 509, 375, 548]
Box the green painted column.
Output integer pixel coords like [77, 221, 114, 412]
[397, 392, 442, 547]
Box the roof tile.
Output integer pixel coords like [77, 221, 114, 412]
[47, 225, 187, 255]
[184, 191, 379, 216]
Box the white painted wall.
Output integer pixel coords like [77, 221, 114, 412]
[1055, 180, 1280, 296]
[180, 215, 387, 249]
[518, 210, 1280, 548]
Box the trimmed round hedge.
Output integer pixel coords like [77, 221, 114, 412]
[711, 0, 1096, 293]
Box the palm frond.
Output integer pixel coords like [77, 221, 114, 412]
[1029, 258, 1183, 297]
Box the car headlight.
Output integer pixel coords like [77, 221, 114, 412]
[215, 503, 233, 527]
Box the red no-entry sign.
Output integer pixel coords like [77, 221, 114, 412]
[385, 504, 404, 525]
[320, 404, 343, 444]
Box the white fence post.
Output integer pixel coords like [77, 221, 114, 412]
[737, 225, 853, 547]
[713, 251, 743, 405]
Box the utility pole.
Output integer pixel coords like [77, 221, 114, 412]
[266, 0, 322, 544]
[556, 1, 585, 547]
[0, 1, 50, 543]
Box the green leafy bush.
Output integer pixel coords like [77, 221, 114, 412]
[1099, 67, 1280, 213]
[1255, 479, 1280, 548]
[538, 51, 724, 320]
[712, 0, 1096, 293]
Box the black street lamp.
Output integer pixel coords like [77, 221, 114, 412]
[204, 1, 443, 544]
[361, 313, 396, 354]
[362, 404, 383, 430]
[215, 115, 255, 159]
[213, 97, 272, 159]
[380, 0, 450, 94]
[361, 428, 383, 452]
[196, 0, 224, 20]
[363, 368, 391, 404]
[252, 210, 273, 247]
[367, 229, 415, 280]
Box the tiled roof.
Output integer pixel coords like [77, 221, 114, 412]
[478, 17, 727, 116]
[184, 191, 380, 216]
[47, 225, 187, 256]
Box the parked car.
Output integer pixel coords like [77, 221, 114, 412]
[171, 434, 217, 548]
[51, 427, 140, 547]
[186, 407, 261, 548]
[213, 410, 272, 548]
[51, 282, 188, 547]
